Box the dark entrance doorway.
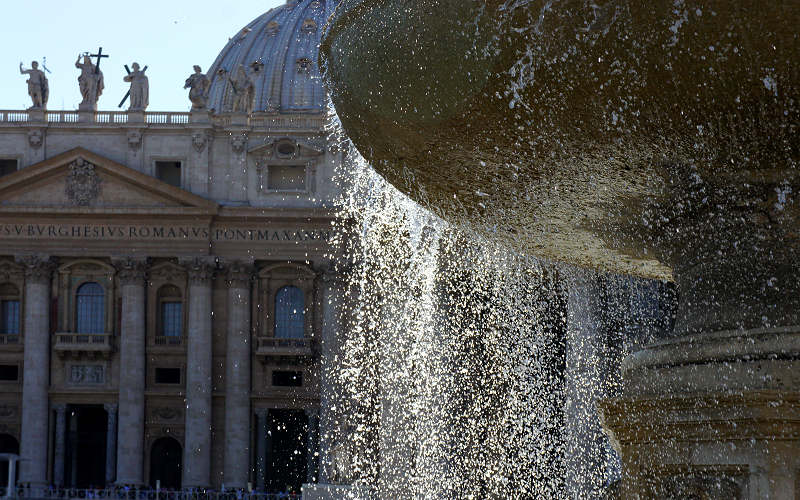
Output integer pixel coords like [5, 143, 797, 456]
[65, 405, 107, 488]
[0, 434, 19, 487]
[149, 437, 182, 489]
[265, 409, 307, 494]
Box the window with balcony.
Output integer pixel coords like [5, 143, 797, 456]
[76, 282, 105, 333]
[0, 284, 20, 343]
[274, 286, 305, 339]
[156, 285, 183, 346]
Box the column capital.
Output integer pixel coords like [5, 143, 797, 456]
[305, 407, 320, 418]
[52, 404, 67, 414]
[17, 255, 54, 285]
[255, 408, 269, 419]
[182, 257, 216, 284]
[114, 258, 148, 286]
[221, 259, 254, 288]
[103, 403, 118, 414]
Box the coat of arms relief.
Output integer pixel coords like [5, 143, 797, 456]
[65, 157, 102, 206]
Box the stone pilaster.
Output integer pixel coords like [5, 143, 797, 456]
[318, 268, 344, 484]
[182, 258, 215, 488]
[255, 409, 268, 491]
[53, 405, 66, 487]
[17, 255, 53, 487]
[104, 403, 118, 486]
[114, 258, 147, 485]
[305, 408, 320, 483]
[222, 261, 252, 489]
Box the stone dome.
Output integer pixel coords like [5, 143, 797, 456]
[206, 0, 337, 114]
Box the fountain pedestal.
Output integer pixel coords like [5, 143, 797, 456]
[321, 0, 799, 497]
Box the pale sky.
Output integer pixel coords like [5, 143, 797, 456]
[0, 1, 285, 111]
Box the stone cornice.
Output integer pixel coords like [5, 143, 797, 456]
[17, 255, 54, 285]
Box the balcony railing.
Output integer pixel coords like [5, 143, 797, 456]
[54, 333, 114, 358]
[0, 487, 301, 500]
[155, 335, 183, 346]
[0, 334, 19, 345]
[256, 337, 313, 358]
[0, 110, 323, 130]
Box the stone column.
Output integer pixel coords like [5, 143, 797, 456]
[17, 256, 53, 488]
[305, 408, 320, 484]
[318, 269, 344, 484]
[104, 403, 118, 486]
[53, 405, 66, 487]
[255, 409, 268, 491]
[114, 259, 147, 485]
[182, 258, 215, 488]
[223, 261, 252, 489]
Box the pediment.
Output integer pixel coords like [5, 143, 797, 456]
[0, 148, 218, 213]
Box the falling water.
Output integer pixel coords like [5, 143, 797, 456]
[323, 117, 673, 499]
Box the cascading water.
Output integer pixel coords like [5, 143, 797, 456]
[323, 117, 673, 498]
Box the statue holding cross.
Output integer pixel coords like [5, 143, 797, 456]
[75, 47, 108, 110]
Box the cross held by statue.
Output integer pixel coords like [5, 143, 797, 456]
[89, 47, 109, 74]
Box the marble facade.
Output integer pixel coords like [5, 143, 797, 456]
[0, 109, 345, 490]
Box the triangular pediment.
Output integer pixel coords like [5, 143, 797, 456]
[0, 148, 218, 213]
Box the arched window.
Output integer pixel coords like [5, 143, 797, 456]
[274, 286, 305, 339]
[0, 284, 20, 336]
[76, 282, 104, 334]
[158, 285, 183, 339]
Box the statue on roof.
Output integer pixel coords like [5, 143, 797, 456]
[75, 54, 104, 110]
[225, 63, 259, 114]
[123, 62, 149, 111]
[19, 61, 49, 109]
[184, 65, 210, 111]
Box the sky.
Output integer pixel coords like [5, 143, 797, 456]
[0, 0, 285, 111]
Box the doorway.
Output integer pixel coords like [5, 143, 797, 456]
[64, 405, 107, 488]
[149, 437, 182, 490]
[0, 434, 19, 487]
[265, 409, 307, 494]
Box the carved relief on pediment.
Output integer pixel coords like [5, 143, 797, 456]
[149, 263, 187, 284]
[65, 157, 101, 207]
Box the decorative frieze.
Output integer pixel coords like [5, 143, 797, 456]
[69, 364, 105, 385]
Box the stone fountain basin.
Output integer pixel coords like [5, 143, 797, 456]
[321, 0, 799, 282]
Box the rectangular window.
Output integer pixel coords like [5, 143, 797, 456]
[161, 302, 182, 337]
[0, 159, 17, 178]
[0, 365, 18, 381]
[267, 165, 306, 191]
[272, 370, 303, 387]
[155, 367, 181, 385]
[0, 300, 20, 335]
[155, 161, 182, 188]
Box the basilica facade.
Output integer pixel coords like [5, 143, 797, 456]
[0, 0, 344, 492]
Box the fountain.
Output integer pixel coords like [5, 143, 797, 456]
[321, 0, 799, 498]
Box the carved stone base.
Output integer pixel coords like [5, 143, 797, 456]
[600, 327, 800, 500]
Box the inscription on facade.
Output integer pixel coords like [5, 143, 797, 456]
[0, 224, 332, 242]
[69, 365, 105, 384]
